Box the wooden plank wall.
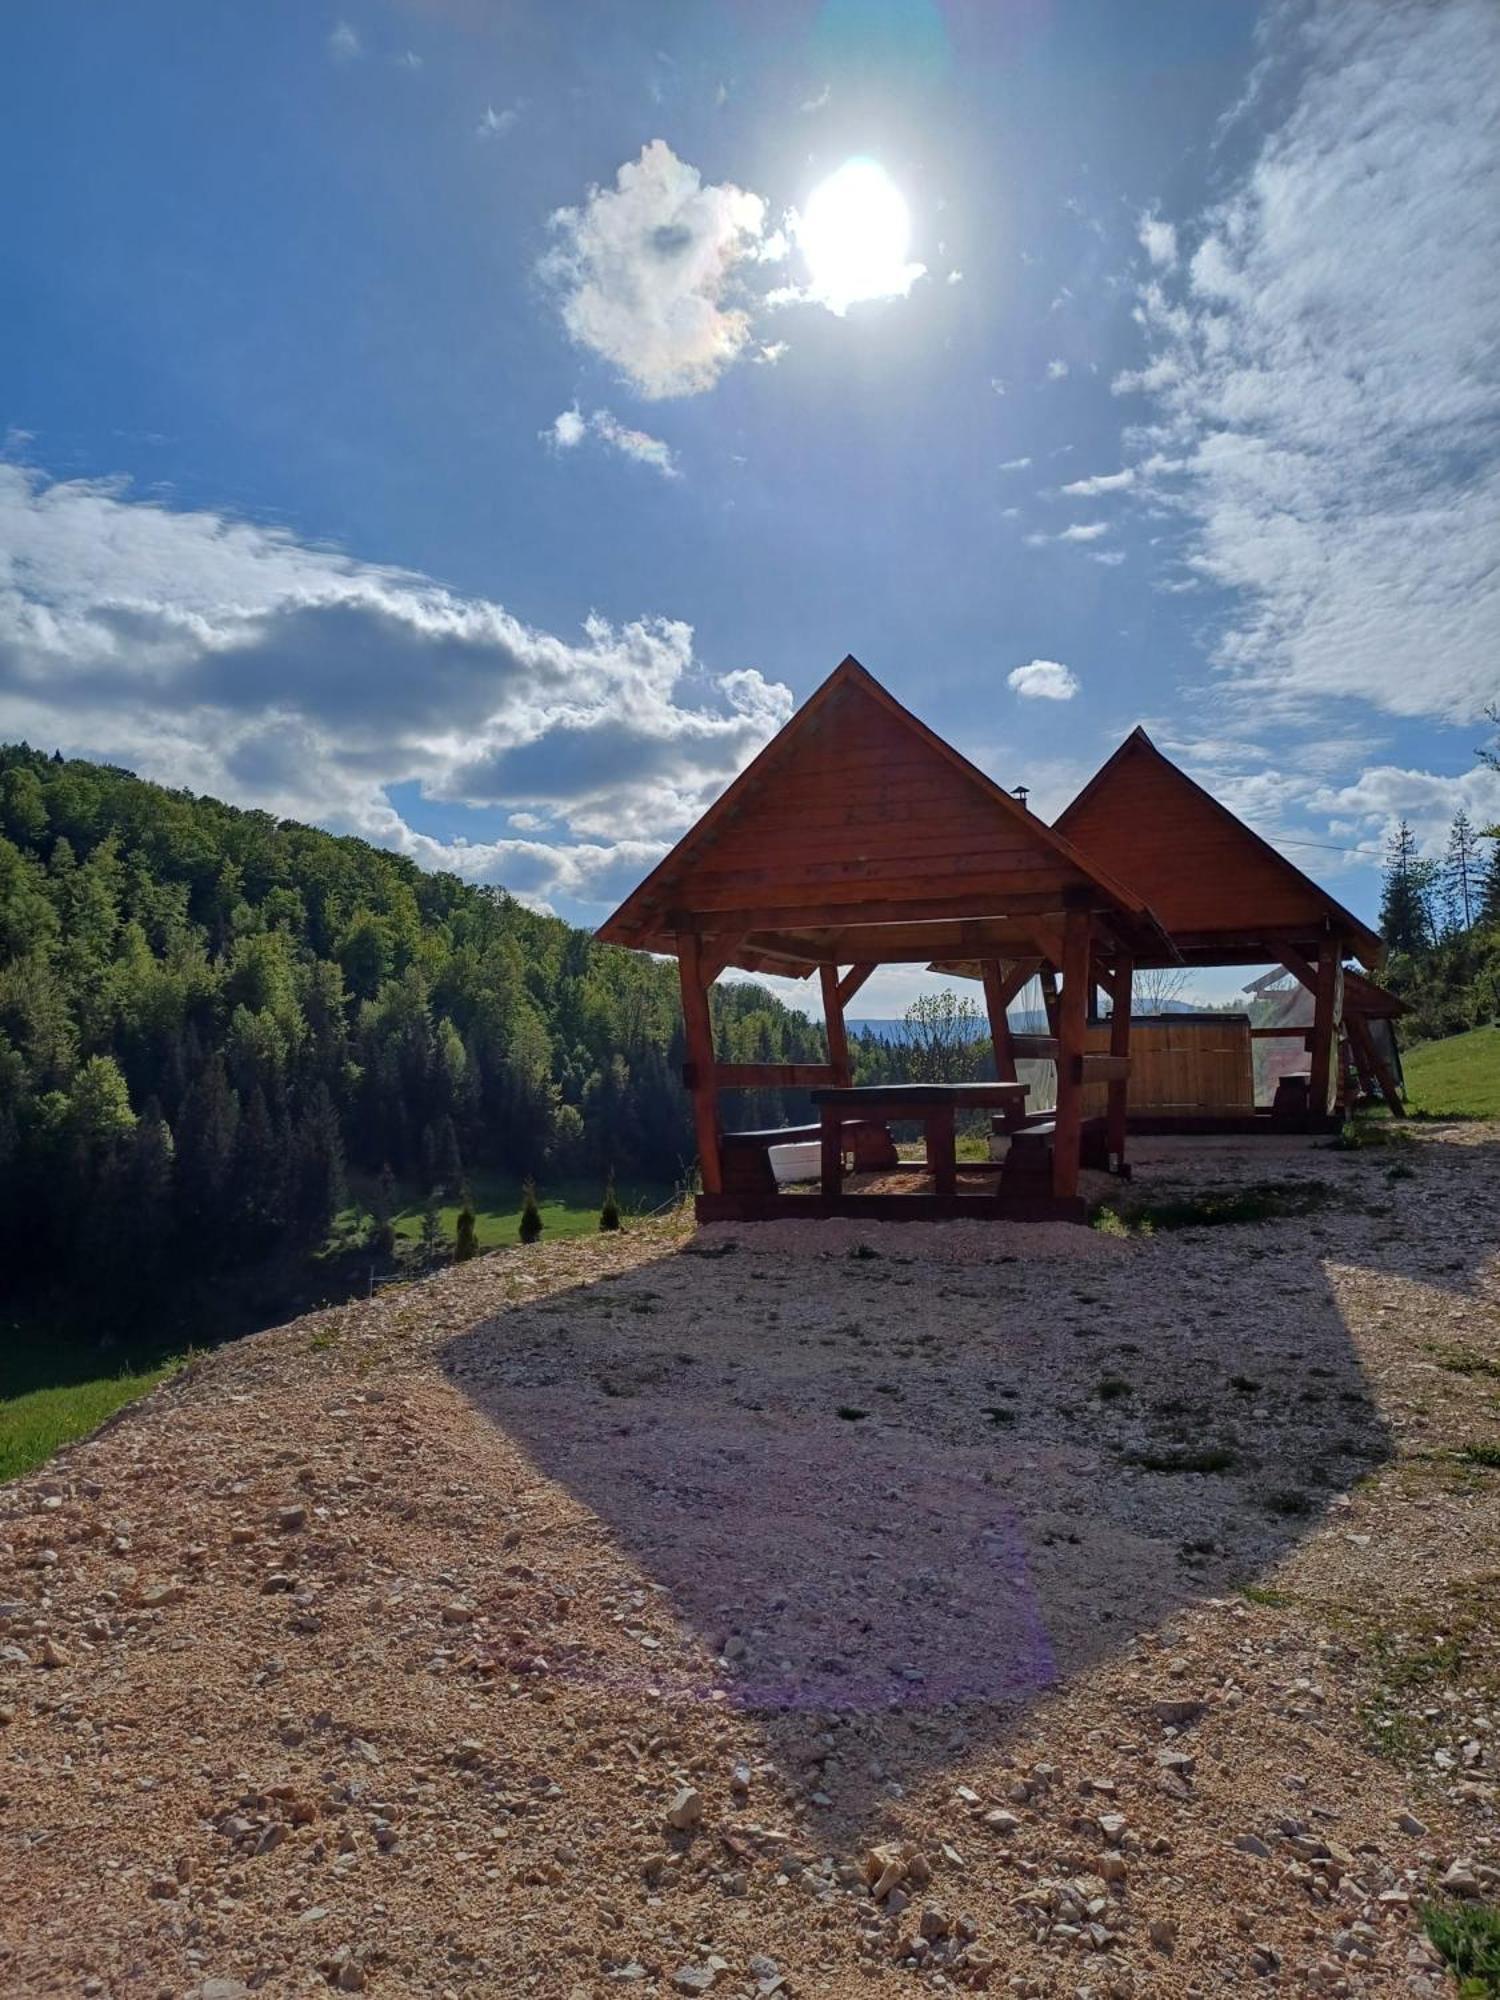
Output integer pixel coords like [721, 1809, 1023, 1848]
[1080, 1017, 1254, 1118]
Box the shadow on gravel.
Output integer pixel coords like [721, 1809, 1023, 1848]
[431, 1166, 1451, 1847]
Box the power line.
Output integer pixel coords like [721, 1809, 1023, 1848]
[1268, 833, 1386, 859]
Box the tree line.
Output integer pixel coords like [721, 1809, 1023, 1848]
[0, 745, 824, 1323]
[1378, 712, 1500, 1042]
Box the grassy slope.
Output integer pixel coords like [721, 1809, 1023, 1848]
[3, 1175, 674, 1483]
[0, 1363, 179, 1484]
[1403, 1025, 1500, 1118]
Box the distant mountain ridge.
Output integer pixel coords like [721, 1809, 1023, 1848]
[848, 1000, 1206, 1042]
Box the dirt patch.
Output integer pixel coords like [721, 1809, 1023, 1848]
[2, 1126, 1498, 1998]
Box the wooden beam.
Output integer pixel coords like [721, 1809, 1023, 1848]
[820, 962, 852, 1087]
[739, 920, 1080, 966]
[715, 1062, 839, 1089]
[700, 932, 747, 985]
[1011, 1034, 1060, 1060]
[1348, 1011, 1406, 1118]
[682, 886, 1077, 933]
[1038, 967, 1060, 1036]
[836, 961, 877, 1009]
[1108, 955, 1133, 1167]
[1307, 935, 1344, 1118]
[981, 960, 1018, 1084]
[1276, 943, 1321, 995]
[1052, 905, 1090, 1201]
[676, 932, 723, 1196]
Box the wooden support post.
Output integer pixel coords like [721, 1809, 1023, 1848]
[820, 962, 852, 1087]
[925, 1112, 957, 1196]
[676, 932, 723, 1195]
[1051, 907, 1090, 1200]
[819, 1103, 843, 1198]
[1308, 935, 1344, 1118]
[1107, 955, 1133, 1169]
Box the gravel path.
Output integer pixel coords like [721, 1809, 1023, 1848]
[3, 1126, 1498, 1998]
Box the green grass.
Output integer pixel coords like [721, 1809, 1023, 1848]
[0, 1361, 181, 1483]
[1424, 1901, 1500, 1996]
[2, 1172, 677, 1486]
[339, 1168, 675, 1253]
[1094, 1178, 1335, 1236]
[1403, 1025, 1500, 1119]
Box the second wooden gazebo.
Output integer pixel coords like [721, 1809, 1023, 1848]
[597, 657, 1172, 1221]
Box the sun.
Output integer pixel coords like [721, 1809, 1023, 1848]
[795, 157, 923, 315]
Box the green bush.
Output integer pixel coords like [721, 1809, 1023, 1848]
[454, 1197, 479, 1262]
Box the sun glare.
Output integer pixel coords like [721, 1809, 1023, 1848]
[795, 157, 923, 315]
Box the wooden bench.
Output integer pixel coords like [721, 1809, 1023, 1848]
[720, 1121, 898, 1196]
[993, 1112, 1111, 1192]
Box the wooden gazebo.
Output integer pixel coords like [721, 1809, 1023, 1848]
[597, 658, 1172, 1221]
[1053, 728, 1398, 1121]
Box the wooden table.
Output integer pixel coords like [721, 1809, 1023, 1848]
[809, 1082, 1030, 1198]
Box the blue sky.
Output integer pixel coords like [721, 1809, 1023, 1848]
[2, 0, 1497, 1015]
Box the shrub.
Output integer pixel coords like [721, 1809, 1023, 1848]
[599, 1172, 621, 1232]
[454, 1196, 479, 1262]
[518, 1177, 543, 1245]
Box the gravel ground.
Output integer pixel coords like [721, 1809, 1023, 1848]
[3, 1124, 1499, 1999]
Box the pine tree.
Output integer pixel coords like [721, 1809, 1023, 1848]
[291, 1082, 346, 1246]
[518, 1176, 543, 1245]
[436, 1114, 465, 1197]
[370, 1160, 398, 1257]
[599, 1170, 621, 1232]
[454, 1194, 479, 1262]
[1378, 820, 1436, 956]
[1443, 809, 1481, 933]
[418, 1191, 442, 1262]
[1477, 831, 1500, 928]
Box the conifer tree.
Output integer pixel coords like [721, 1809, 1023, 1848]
[518, 1176, 543, 1245]
[599, 1170, 621, 1231]
[370, 1161, 398, 1257]
[1378, 820, 1436, 955]
[1443, 809, 1480, 933]
[454, 1193, 479, 1262]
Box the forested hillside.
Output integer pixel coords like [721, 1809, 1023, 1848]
[0, 745, 824, 1322]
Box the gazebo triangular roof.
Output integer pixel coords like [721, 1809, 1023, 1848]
[597, 656, 1168, 972]
[1054, 727, 1385, 970]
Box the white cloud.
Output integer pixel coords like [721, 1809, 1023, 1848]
[327, 20, 360, 61]
[1045, 358, 1069, 381]
[540, 141, 777, 400]
[946, 269, 964, 286]
[1312, 762, 1500, 858]
[1058, 521, 1110, 543]
[477, 104, 518, 139]
[1137, 211, 1177, 269]
[989, 377, 1008, 397]
[1008, 659, 1080, 701]
[999, 456, 1031, 472]
[1060, 468, 1134, 497]
[1120, 0, 1500, 724]
[1091, 550, 1127, 567]
[800, 83, 831, 112]
[0, 465, 792, 906]
[545, 407, 588, 450]
[543, 406, 678, 477]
